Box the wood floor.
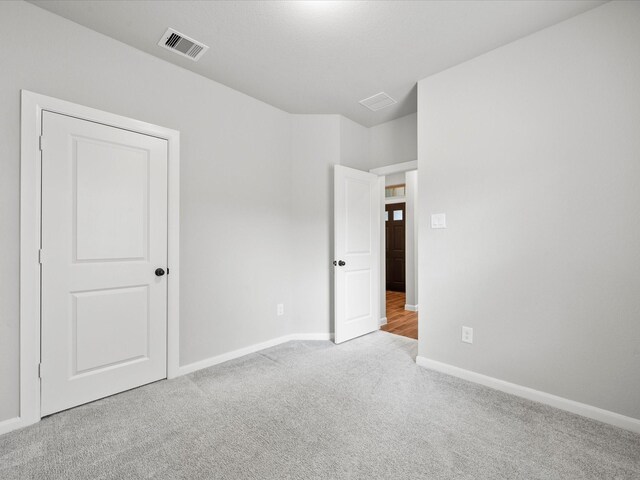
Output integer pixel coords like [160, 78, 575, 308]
[381, 290, 418, 339]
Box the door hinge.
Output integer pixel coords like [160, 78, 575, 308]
[39, 135, 44, 152]
[39, 249, 44, 264]
[38, 363, 42, 379]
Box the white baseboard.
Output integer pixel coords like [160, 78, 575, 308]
[416, 356, 640, 434]
[379, 317, 387, 326]
[0, 416, 31, 436]
[177, 333, 333, 376]
[404, 304, 419, 312]
[293, 333, 333, 341]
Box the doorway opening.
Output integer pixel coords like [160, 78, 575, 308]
[333, 161, 417, 345]
[369, 164, 418, 340]
[382, 192, 417, 339]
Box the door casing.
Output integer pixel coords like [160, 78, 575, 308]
[19, 90, 180, 430]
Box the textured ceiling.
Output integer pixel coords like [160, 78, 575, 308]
[29, 0, 606, 127]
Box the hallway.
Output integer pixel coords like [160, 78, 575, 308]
[381, 291, 418, 339]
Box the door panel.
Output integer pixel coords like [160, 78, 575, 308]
[385, 203, 406, 292]
[334, 165, 380, 344]
[72, 286, 149, 375]
[345, 179, 372, 254]
[74, 140, 149, 261]
[41, 112, 168, 416]
[345, 270, 372, 321]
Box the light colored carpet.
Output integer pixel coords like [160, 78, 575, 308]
[1, 331, 639, 479]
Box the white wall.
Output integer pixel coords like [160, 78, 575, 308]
[289, 114, 375, 337]
[291, 115, 341, 335]
[369, 113, 417, 169]
[0, 0, 293, 422]
[339, 116, 371, 170]
[418, 0, 640, 419]
[385, 172, 406, 186]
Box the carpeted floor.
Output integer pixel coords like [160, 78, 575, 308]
[1, 331, 639, 479]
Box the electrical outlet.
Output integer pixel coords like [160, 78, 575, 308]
[461, 326, 473, 344]
[277, 303, 284, 316]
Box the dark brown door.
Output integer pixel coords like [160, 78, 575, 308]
[385, 203, 405, 292]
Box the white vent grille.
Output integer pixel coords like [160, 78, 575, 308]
[158, 28, 209, 61]
[359, 92, 397, 111]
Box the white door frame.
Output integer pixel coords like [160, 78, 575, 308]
[19, 90, 180, 429]
[369, 160, 417, 327]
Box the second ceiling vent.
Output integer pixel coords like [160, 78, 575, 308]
[158, 28, 209, 61]
[359, 92, 397, 111]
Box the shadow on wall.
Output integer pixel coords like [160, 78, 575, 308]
[395, 84, 417, 114]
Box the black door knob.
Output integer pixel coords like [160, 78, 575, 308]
[338, 260, 346, 266]
[155, 268, 166, 277]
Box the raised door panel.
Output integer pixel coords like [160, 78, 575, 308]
[75, 139, 149, 262]
[345, 270, 372, 324]
[73, 286, 149, 376]
[345, 178, 372, 255]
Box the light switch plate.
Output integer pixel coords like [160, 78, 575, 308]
[431, 213, 447, 229]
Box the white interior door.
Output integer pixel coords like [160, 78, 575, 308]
[334, 165, 380, 344]
[40, 111, 168, 416]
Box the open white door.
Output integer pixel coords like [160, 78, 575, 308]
[334, 165, 380, 344]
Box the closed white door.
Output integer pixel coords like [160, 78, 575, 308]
[334, 165, 380, 344]
[40, 112, 168, 416]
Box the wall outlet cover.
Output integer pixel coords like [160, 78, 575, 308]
[277, 304, 284, 316]
[462, 326, 473, 344]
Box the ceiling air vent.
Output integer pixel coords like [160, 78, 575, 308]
[359, 92, 397, 112]
[158, 28, 209, 61]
